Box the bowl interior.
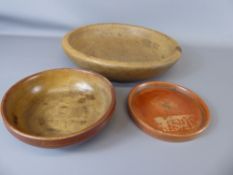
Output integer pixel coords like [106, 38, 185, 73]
[4, 69, 113, 137]
[68, 24, 179, 63]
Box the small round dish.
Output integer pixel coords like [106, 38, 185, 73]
[62, 23, 181, 81]
[128, 81, 210, 141]
[1, 68, 115, 148]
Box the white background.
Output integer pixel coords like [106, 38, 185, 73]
[0, 0, 233, 175]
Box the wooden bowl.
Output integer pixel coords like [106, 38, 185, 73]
[1, 68, 115, 148]
[62, 23, 181, 81]
[128, 81, 210, 141]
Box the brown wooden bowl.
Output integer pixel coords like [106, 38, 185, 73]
[1, 68, 116, 148]
[128, 81, 210, 141]
[62, 23, 181, 82]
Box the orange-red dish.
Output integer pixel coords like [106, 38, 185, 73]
[128, 81, 210, 141]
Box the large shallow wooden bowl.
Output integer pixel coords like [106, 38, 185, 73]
[1, 68, 115, 148]
[62, 23, 181, 81]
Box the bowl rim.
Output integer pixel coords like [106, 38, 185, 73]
[128, 81, 211, 141]
[62, 23, 182, 70]
[1, 68, 116, 142]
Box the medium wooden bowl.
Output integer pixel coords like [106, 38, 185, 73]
[1, 68, 115, 148]
[62, 23, 182, 82]
[128, 81, 210, 141]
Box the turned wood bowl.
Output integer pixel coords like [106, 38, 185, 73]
[1, 68, 115, 148]
[62, 23, 182, 82]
